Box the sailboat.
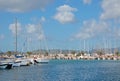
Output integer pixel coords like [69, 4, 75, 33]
[12, 18, 31, 66]
[33, 24, 49, 64]
[34, 58, 49, 64]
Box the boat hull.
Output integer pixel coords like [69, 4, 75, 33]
[34, 58, 49, 64]
[0, 64, 12, 69]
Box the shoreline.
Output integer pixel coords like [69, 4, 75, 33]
[1, 53, 120, 61]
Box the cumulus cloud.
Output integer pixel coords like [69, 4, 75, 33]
[30, 16, 46, 23]
[26, 24, 36, 34]
[0, 0, 53, 12]
[54, 4, 77, 24]
[26, 23, 45, 40]
[74, 20, 109, 40]
[9, 22, 22, 35]
[83, 0, 92, 4]
[0, 34, 4, 40]
[101, 0, 120, 20]
[9, 18, 46, 41]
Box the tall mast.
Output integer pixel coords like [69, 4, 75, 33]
[15, 18, 17, 54]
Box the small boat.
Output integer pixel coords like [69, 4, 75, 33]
[34, 58, 49, 64]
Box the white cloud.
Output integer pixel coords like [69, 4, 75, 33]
[35, 24, 45, 40]
[26, 24, 36, 34]
[74, 20, 109, 40]
[0, 34, 4, 40]
[9, 22, 22, 35]
[0, 0, 53, 12]
[30, 16, 46, 23]
[38, 34, 45, 40]
[101, 0, 120, 20]
[83, 0, 92, 4]
[26, 23, 45, 40]
[54, 4, 77, 24]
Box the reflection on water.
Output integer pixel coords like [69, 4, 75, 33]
[0, 60, 120, 81]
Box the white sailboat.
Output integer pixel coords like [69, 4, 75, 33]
[34, 58, 49, 64]
[34, 24, 49, 64]
[12, 18, 31, 66]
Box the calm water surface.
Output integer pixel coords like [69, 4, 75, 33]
[0, 60, 120, 81]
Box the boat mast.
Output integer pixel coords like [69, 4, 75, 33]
[15, 18, 17, 54]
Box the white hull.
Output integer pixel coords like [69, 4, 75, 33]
[27, 58, 35, 64]
[113, 57, 117, 60]
[12, 62, 21, 67]
[15, 58, 30, 66]
[34, 58, 49, 64]
[7, 58, 30, 67]
[0, 64, 8, 69]
[20, 60, 30, 66]
[0, 63, 12, 69]
[0, 60, 13, 69]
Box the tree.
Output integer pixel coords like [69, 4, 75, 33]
[71, 50, 76, 55]
[26, 51, 32, 56]
[76, 53, 80, 56]
[6, 51, 12, 57]
[45, 51, 49, 56]
[64, 54, 68, 57]
[80, 51, 85, 56]
[96, 50, 104, 56]
[114, 49, 120, 56]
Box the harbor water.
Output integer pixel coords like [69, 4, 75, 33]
[0, 60, 120, 81]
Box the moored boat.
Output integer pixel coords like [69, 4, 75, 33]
[0, 62, 12, 69]
[34, 58, 49, 64]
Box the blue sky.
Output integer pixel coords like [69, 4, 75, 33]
[0, 0, 120, 52]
